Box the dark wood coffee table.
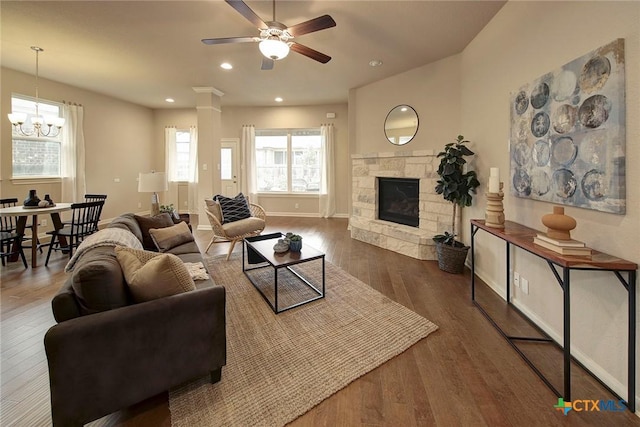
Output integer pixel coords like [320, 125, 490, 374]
[242, 233, 325, 313]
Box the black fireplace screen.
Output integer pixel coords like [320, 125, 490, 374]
[378, 178, 419, 227]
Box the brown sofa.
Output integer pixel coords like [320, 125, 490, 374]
[44, 213, 226, 427]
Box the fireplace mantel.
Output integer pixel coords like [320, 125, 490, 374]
[350, 150, 455, 260]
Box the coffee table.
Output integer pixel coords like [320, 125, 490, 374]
[242, 233, 325, 313]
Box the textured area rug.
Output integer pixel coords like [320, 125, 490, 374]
[169, 254, 438, 427]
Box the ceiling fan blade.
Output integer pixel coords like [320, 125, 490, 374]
[290, 42, 332, 64]
[202, 36, 259, 45]
[286, 15, 336, 37]
[261, 57, 275, 70]
[225, 0, 267, 29]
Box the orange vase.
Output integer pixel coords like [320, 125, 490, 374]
[541, 206, 576, 240]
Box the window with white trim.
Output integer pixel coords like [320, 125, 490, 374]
[255, 129, 321, 193]
[174, 129, 191, 181]
[11, 95, 63, 178]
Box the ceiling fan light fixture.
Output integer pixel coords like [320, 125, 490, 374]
[259, 38, 290, 60]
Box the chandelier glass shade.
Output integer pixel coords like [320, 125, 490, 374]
[259, 38, 290, 60]
[7, 46, 65, 138]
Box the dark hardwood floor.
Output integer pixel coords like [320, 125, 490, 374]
[1, 216, 638, 426]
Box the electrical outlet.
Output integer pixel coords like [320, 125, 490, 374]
[295, 203, 299, 209]
[138, 202, 142, 208]
[514, 271, 520, 288]
[41, 219, 47, 227]
[521, 277, 529, 295]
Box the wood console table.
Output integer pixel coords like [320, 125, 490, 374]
[470, 219, 637, 412]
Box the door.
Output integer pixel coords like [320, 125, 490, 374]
[220, 139, 240, 197]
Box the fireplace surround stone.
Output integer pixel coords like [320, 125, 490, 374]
[350, 150, 455, 260]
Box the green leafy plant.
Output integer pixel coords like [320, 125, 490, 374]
[287, 233, 302, 241]
[434, 135, 480, 246]
[159, 204, 175, 214]
[432, 231, 460, 247]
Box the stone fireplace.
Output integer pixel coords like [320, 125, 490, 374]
[378, 177, 420, 227]
[350, 150, 454, 260]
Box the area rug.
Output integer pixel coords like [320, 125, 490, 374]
[169, 254, 438, 426]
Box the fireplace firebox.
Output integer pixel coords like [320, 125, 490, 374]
[378, 177, 419, 227]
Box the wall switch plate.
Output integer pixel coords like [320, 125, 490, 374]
[521, 277, 529, 295]
[295, 203, 299, 209]
[41, 219, 47, 227]
[137, 202, 142, 208]
[514, 271, 520, 288]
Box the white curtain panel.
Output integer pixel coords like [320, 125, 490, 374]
[187, 126, 199, 213]
[241, 125, 258, 202]
[164, 126, 178, 207]
[61, 103, 86, 202]
[319, 124, 336, 218]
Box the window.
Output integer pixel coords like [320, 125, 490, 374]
[11, 95, 63, 178]
[255, 129, 321, 193]
[174, 130, 191, 181]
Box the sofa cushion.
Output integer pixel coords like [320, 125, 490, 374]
[115, 246, 196, 303]
[134, 213, 175, 250]
[149, 221, 194, 252]
[69, 246, 130, 315]
[214, 193, 251, 223]
[222, 217, 266, 238]
[106, 212, 144, 243]
[167, 241, 201, 256]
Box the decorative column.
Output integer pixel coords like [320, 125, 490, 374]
[193, 86, 224, 230]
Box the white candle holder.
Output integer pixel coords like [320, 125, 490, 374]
[485, 182, 505, 229]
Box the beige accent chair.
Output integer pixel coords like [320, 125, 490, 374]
[204, 199, 266, 260]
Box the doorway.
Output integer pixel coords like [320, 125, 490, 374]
[220, 138, 240, 197]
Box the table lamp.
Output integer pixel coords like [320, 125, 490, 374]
[138, 171, 168, 216]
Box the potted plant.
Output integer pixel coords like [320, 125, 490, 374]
[286, 233, 303, 252]
[433, 135, 480, 273]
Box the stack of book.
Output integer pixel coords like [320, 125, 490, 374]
[532, 234, 592, 256]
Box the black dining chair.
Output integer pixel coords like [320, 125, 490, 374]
[45, 200, 105, 266]
[0, 198, 28, 268]
[61, 194, 107, 226]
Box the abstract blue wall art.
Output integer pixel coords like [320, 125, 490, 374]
[509, 39, 626, 214]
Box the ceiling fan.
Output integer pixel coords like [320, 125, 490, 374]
[202, 0, 336, 70]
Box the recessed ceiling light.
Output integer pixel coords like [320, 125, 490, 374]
[165, 98, 175, 103]
[220, 62, 233, 70]
[369, 59, 383, 67]
[275, 97, 283, 102]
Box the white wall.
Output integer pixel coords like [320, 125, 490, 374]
[351, 54, 462, 155]
[352, 0, 640, 407]
[1, 67, 155, 227]
[463, 1, 640, 404]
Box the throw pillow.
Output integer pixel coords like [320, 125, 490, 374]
[149, 221, 194, 252]
[205, 199, 224, 223]
[134, 213, 175, 251]
[114, 246, 196, 303]
[214, 193, 251, 223]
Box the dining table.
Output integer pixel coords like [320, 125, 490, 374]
[0, 203, 73, 268]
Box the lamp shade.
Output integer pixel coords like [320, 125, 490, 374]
[138, 172, 168, 193]
[259, 38, 290, 60]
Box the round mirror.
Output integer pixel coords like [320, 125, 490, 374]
[384, 105, 419, 145]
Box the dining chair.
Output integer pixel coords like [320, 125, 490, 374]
[45, 200, 105, 266]
[0, 198, 28, 268]
[61, 194, 107, 226]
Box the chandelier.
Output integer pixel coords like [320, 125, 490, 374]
[7, 46, 65, 137]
